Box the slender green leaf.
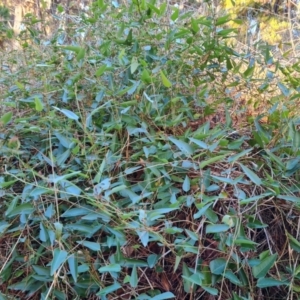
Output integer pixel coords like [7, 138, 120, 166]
[239, 163, 262, 186]
[96, 282, 121, 296]
[147, 254, 158, 268]
[182, 273, 203, 286]
[227, 148, 253, 163]
[171, 7, 179, 21]
[34, 97, 43, 111]
[68, 255, 78, 283]
[216, 15, 231, 26]
[194, 203, 212, 219]
[189, 138, 209, 149]
[182, 262, 193, 293]
[6, 203, 34, 217]
[95, 65, 107, 76]
[287, 232, 300, 253]
[277, 82, 291, 97]
[252, 254, 277, 278]
[77, 241, 101, 251]
[257, 277, 286, 288]
[206, 224, 229, 233]
[160, 70, 172, 88]
[200, 154, 229, 169]
[277, 195, 300, 204]
[53, 107, 79, 121]
[224, 270, 242, 285]
[210, 258, 227, 275]
[130, 265, 138, 288]
[185, 229, 198, 241]
[131, 57, 139, 74]
[151, 292, 176, 300]
[99, 264, 121, 273]
[202, 286, 218, 296]
[182, 175, 190, 192]
[0, 111, 12, 126]
[76, 48, 85, 61]
[168, 136, 193, 156]
[50, 249, 68, 276]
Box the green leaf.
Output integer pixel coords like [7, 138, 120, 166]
[234, 238, 257, 246]
[54, 132, 72, 148]
[211, 175, 235, 185]
[191, 18, 199, 34]
[151, 292, 176, 300]
[94, 178, 111, 195]
[252, 253, 277, 278]
[96, 282, 121, 296]
[171, 7, 179, 21]
[32, 265, 50, 276]
[222, 215, 235, 228]
[131, 57, 139, 74]
[54, 222, 63, 240]
[185, 229, 198, 241]
[160, 70, 172, 88]
[277, 195, 300, 204]
[216, 15, 231, 25]
[224, 270, 241, 285]
[240, 193, 272, 205]
[99, 264, 121, 273]
[182, 176, 190, 192]
[182, 262, 193, 293]
[227, 148, 253, 163]
[50, 249, 68, 275]
[0, 111, 12, 126]
[6, 203, 34, 217]
[194, 203, 212, 219]
[277, 82, 291, 97]
[147, 254, 158, 268]
[125, 29, 133, 45]
[76, 48, 85, 61]
[168, 136, 193, 156]
[77, 241, 101, 251]
[257, 277, 286, 288]
[201, 264, 212, 286]
[159, 2, 167, 16]
[130, 265, 138, 288]
[206, 224, 229, 233]
[239, 163, 262, 186]
[182, 273, 204, 286]
[190, 137, 209, 149]
[60, 45, 81, 53]
[202, 286, 218, 295]
[174, 255, 181, 273]
[199, 154, 229, 169]
[0, 222, 9, 236]
[53, 107, 79, 121]
[137, 230, 149, 247]
[265, 149, 285, 169]
[5, 196, 19, 217]
[61, 207, 89, 218]
[217, 28, 236, 36]
[68, 255, 78, 283]
[210, 258, 227, 275]
[141, 69, 152, 83]
[205, 208, 218, 223]
[95, 65, 107, 76]
[243, 65, 255, 78]
[47, 172, 81, 184]
[287, 232, 300, 253]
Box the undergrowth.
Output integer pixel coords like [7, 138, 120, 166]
[1, 1, 300, 299]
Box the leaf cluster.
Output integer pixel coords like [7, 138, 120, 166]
[1, 1, 300, 299]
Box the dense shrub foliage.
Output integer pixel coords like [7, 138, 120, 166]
[1, 1, 300, 299]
